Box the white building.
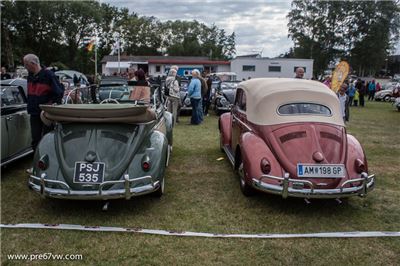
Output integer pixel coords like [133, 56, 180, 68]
[101, 55, 230, 77]
[231, 55, 314, 80]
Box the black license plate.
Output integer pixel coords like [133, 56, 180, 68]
[73, 162, 105, 184]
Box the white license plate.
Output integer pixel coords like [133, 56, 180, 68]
[297, 164, 345, 178]
[73, 162, 105, 184]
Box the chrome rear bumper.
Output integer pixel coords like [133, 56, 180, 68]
[28, 173, 159, 200]
[252, 172, 375, 199]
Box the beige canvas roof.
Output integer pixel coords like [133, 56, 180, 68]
[239, 78, 344, 126]
[40, 104, 156, 124]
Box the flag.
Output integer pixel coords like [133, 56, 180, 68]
[86, 40, 94, 52]
[331, 61, 350, 93]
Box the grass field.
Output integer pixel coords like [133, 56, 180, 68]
[1, 101, 399, 265]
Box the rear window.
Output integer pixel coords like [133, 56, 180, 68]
[278, 103, 331, 116]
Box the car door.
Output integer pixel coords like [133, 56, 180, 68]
[1, 86, 31, 160]
[231, 88, 246, 153]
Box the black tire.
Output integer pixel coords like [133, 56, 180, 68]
[238, 161, 256, 196]
[384, 95, 391, 102]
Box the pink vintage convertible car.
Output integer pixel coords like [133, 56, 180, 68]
[219, 78, 375, 199]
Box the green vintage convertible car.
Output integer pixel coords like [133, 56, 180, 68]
[28, 84, 173, 200]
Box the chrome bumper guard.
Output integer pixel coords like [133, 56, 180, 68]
[29, 173, 159, 200]
[252, 172, 375, 199]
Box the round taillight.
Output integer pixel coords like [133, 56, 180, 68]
[37, 154, 49, 170]
[142, 161, 150, 171]
[354, 159, 365, 174]
[260, 158, 271, 174]
[37, 160, 47, 170]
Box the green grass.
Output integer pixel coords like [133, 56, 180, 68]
[1, 101, 400, 265]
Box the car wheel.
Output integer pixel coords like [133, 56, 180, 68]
[238, 162, 256, 196]
[384, 95, 391, 102]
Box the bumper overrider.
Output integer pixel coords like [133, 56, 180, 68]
[252, 172, 375, 199]
[28, 173, 160, 200]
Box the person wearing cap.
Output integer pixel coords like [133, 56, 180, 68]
[165, 68, 180, 125]
[187, 69, 202, 125]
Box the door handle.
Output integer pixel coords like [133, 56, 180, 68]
[6, 117, 13, 121]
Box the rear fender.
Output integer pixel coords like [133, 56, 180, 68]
[163, 110, 173, 145]
[128, 130, 168, 183]
[240, 132, 283, 185]
[346, 134, 368, 176]
[219, 113, 231, 146]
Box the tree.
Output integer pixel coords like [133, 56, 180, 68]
[287, 0, 400, 77]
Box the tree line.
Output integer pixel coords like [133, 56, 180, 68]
[285, 0, 400, 77]
[1, 1, 236, 74]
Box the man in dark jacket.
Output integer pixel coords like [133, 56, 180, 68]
[23, 54, 64, 151]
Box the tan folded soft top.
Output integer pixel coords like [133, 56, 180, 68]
[40, 104, 156, 124]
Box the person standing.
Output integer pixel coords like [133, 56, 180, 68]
[337, 83, 350, 122]
[1, 66, 11, 80]
[187, 69, 202, 125]
[199, 72, 209, 117]
[23, 54, 64, 151]
[322, 76, 331, 88]
[203, 74, 213, 116]
[295, 67, 305, 79]
[165, 69, 180, 125]
[347, 81, 356, 106]
[368, 79, 376, 101]
[355, 79, 366, 107]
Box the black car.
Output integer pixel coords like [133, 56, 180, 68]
[214, 81, 239, 115]
[178, 78, 191, 112]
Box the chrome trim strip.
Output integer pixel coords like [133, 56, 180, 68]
[252, 172, 375, 199]
[232, 114, 252, 132]
[29, 174, 157, 200]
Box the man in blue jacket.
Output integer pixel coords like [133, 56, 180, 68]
[187, 69, 203, 125]
[23, 54, 64, 151]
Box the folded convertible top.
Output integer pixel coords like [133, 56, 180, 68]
[40, 104, 156, 123]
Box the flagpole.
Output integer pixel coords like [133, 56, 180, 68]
[117, 38, 120, 74]
[95, 37, 98, 83]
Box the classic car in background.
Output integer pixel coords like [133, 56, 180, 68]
[98, 76, 129, 102]
[214, 81, 239, 115]
[374, 88, 394, 102]
[1, 84, 32, 166]
[219, 78, 375, 199]
[28, 84, 173, 200]
[178, 78, 191, 112]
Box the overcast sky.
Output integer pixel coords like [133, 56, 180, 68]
[103, 0, 400, 57]
[103, 0, 293, 58]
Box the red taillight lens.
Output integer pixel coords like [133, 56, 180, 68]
[142, 161, 150, 171]
[354, 159, 365, 173]
[260, 158, 271, 174]
[37, 154, 49, 170]
[37, 160, 47, 170]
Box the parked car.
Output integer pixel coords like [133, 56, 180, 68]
[28, 84, 173, 200]
[214, 81, 239, 115]
[219, 78, 375, 199]
[374, 89, 393, 102]
[98, 76, 129, 102]
[0, 78, 27, 94]
[178, 78, 191, 112]
[1, 84, 32, 166]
